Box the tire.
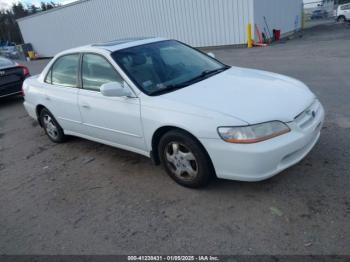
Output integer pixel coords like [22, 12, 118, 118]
[338, 16, 346, 23]
[39, 108, 66, 143]
[158, 130, 213, 188]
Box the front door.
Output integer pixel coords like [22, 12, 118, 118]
[78, 53, 146, 152]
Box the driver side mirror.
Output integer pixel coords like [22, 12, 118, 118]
[207, 52, 215, 58]
[100, 82, 133, 97]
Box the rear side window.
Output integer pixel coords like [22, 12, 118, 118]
[341, 4, 350, 10]
[82, 53, 122, 91]
[51, 54, 80, 87]
[45, 69, 52, 84]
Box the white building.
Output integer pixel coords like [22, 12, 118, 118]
[17, 0, 303, 57]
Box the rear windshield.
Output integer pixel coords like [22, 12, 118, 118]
[0, 57, 15, 69]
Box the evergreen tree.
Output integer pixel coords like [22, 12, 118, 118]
[0, 2, 59, 44]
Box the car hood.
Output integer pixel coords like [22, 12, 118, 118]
[160, 67, 316, 124]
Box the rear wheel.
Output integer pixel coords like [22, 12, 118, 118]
[39, 108, 66, 143]
[337, 16, 346, 23]
[158, 130, 213, 188]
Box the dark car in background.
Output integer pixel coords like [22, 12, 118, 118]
[0, 56, 29, 98]
[311, 10, 329, 20]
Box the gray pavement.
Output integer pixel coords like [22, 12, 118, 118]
[0, 23, 349, 255]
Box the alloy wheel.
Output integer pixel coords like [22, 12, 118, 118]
[42, 114, 59, 140]
[338, 17, 346, 23]
[164, 142, 198, 181]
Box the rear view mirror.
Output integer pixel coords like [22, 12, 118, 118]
[100, 82, 133, 97]
[207, 52, 215, 58]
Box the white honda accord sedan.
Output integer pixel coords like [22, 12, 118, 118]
[23, 37, 324, 188]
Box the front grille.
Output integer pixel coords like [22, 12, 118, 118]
[294, 100, 321, 130]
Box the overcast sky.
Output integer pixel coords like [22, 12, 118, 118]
[0, 0, 77, 10]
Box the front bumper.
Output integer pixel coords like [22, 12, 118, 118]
[201, 101, 325, 182]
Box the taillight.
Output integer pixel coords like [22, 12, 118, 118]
[18, 64, 30, 77]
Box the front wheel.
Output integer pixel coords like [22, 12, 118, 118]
[158, 130, 214, 188]
[39, 108, 66, 143]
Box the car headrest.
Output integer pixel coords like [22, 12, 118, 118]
[131, 54, 146, 66]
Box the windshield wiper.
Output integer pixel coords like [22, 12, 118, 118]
[173, 66, 229, 87]
[149, 66, 230, 96]
[198, 67, 230, 78]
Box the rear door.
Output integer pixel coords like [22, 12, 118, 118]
[43, 53, 82, 132]
[78, 53, 145, 152]
[341, 4, 350, 19]
[346, 5, 350, 19]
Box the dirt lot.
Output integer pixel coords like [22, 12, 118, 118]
[1, 23, 350, 255]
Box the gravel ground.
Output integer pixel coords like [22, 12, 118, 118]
[0, 23, 349, 255]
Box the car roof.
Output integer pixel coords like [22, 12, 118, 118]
[91, 37, 155, 47]
[59, 37, 168, 56]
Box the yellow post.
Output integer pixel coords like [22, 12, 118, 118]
[247, 23, 253, 48]
[28, 51, 35, 59]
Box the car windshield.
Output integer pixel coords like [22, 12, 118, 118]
[111, 40, 229, 96]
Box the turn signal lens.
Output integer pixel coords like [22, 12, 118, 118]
[218, 121, 290, 144]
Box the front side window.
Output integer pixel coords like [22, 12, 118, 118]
[51, 54, 80, 87]
[111, 40, 229, 96]
[82, 53, 123, 91]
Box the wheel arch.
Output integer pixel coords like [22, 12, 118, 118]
[338, 15, 346, 21]
[36, 104, 46, 126]
[150, 126, 216, 176]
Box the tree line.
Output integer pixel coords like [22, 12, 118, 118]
[0, 2, 60, 45]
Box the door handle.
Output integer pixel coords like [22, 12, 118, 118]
[81, 103, 90, 109]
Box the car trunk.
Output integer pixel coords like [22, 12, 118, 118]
[0, 66, 25, 97]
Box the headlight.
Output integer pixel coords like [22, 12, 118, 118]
[217, 121, 290, 144]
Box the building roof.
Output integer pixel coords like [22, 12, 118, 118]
[16, 0, 88, 22]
